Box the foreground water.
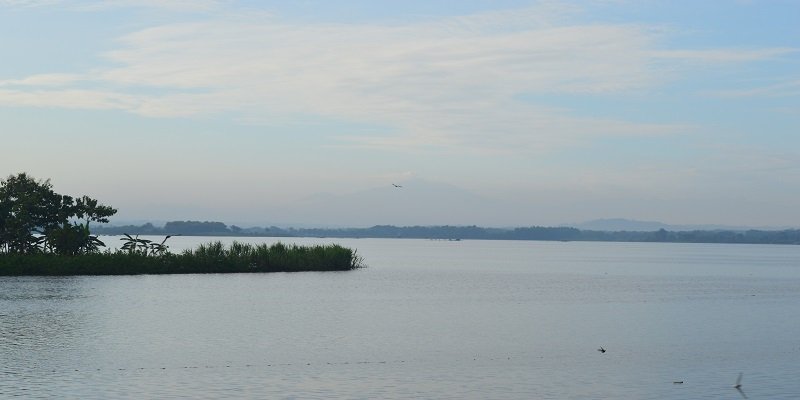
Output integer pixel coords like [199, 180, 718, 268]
[2, 238, 799, 399]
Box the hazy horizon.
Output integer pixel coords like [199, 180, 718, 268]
[2, 1, 798, 228]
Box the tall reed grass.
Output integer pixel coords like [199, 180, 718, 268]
[0, 242, 364, 276]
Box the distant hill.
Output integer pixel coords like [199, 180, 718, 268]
[569, 218, 790, 232]
[571, 218, 669, 232]
[277, 178, 509, 227]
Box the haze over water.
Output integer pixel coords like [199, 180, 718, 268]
[2, 1, 799, 228]
[2, 237, 799, 399]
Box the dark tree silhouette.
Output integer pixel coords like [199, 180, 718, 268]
[0, 173, 116, 255]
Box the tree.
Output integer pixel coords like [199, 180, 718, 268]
[75, 195, 116, 227]
[0, 173, 59, 253]
[0, 173, 117, 255]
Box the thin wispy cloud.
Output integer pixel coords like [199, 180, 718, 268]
[651, 48, 796, 63]
[0, 0, 59, 7]
[0, 73, 84, 87]
[0, 0, 225, 10]
[0, 2, 792, 155]
[708, 79, 800, 98]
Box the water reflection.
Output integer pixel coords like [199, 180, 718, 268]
[0, 277, 93, 373]
[0, 276, 89, 301]
[2, 240, 800, 399]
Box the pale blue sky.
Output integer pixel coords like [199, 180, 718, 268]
[1, 0, 798, 227]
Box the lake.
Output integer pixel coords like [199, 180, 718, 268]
[2, 237, 800, 399]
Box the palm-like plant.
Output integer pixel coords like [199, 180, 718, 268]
[120, 234, 171, 256]
[44, 223, 106, 255]
[148, 235, 172, 256]
[121, 234, 150, 255]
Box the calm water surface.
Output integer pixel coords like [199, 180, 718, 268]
[2, 238, 799, 399]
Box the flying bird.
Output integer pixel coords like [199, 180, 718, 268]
[597, 347, 606, 353]
[392, 183, 403, 188]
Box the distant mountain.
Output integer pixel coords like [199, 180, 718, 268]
[277, 178, 509, 227]
[571, 218, 669, 232]
[570, 218, 789, 232]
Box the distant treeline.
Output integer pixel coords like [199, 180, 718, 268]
[92, 221, 800, 245]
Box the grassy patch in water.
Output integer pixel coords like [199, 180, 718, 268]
[0, 242, 364, 276]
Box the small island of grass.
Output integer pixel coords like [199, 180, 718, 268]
[0, 173, 363, 276]
[0, 241, 363, 276]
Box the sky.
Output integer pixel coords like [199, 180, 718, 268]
[1, 0, 799, 228]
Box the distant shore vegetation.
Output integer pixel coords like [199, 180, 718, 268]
[94, 221, 800, 245]
[0, 173, 363, 275]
